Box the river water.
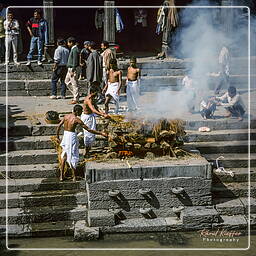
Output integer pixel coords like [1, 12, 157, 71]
[1, 230, 255, 256]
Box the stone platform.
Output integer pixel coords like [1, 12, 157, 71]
[85, 157, 212, 227]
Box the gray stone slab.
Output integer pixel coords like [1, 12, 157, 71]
[0, 205, 87, 225]
[165, 217, 184, 231]
[212, 215, 248, 229]
[88, 209, 115, 227]
[214, 198, 245, 215]
[89, 194, 212, 211]
[88, 177, 211, 192]
[86, 160, 211, 182]
[101, 217, 168, 234]
[239, 197, 256, 214]
[74, 220, 100, 241]
[181, 206, 220, 225]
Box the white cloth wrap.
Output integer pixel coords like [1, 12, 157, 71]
[60, 130, 79, 169]
[81, 113, 96, 147]
[105, 82, 119, 103]
[127, 80, 139, 110]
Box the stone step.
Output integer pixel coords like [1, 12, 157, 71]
[213, 197, 256, 216]
[0, 178, 85, 193]
[0, 149, 58, 166]
[5, 119, 254, 138]
[185, 129, 254, 142]
[213, 167, 256, 183]
[0, 164, 58, 179]
[0, 220, 74, 238]
[0, 135, 107, 152]
[203, 153, 255, 168]
[0, 190, 87, 209]
[0, 204, 87, 225]
[187, 140, 255, 154]
[0, 80, 88, 97]
[211, 181, 256, 198]
[141, 69, 185, 76]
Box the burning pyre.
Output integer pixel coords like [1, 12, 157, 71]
[105, 116, 187, 159]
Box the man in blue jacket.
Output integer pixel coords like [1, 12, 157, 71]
[26, 9, 48, 66]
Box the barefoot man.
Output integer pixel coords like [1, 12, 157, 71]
[126, 57, 140, 111]
[81, 84, 109, 158]
[56, 104, 107, 181]
[102, 59, 122, 114]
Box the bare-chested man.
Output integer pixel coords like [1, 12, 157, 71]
[56, 104, 107, 182]
[81, 84, 109, 157]
[102, 58, 122, 114]
[126, 57, 140, 111]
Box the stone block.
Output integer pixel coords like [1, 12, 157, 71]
[165, 217, 184, 231]
[247, 213, 256, 227]
[86, 159, 211, 182]
[240, 197, 256, 214]
[74, 220, 100, 241]
[181, 206, 220, 225]
[88, 210, 115, 227]
[101, 218, 168, 233]
[212, 215, 248, 229]
[214, 198, 245, 215]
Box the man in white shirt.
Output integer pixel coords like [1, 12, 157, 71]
[216, 86, 245, 121]
[4, 11, 20, 65]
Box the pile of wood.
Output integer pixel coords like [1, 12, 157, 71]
[106, 117, 187, 159]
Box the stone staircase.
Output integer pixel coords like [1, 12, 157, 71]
[185, 121, 256, 228]
[0, 56, 255, 238]
[0, 56, 255, 97]
[0, 121, 88, 237]
[1, 117, 255, 237]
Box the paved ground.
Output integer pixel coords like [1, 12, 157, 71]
[0, 88, 255, 125]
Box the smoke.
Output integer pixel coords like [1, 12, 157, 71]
[136, 0, 252, 121]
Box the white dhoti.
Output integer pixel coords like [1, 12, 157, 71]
[105, 82, 119, 114]
[81, 113, 96, 147]
[60, 130, 79, 169]
[127, 80, 139, 111]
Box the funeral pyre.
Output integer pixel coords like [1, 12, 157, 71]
[103, 116, 187, 159]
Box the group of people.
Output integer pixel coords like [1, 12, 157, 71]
[0, 8, 50, 65]
[50, 36, 141, 114]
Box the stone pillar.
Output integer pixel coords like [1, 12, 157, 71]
[104, 1, 115, 46]
[221, 0, 234, 38]
[43, 0, 54, 62]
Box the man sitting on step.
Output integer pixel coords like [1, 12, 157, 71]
[215, 86, 246, 121]
[56, 105, 107, 182]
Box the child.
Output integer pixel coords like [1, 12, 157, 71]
[126, 57, 140, 111]
[200, 96, 216, 119]
[103, 58, 122, 114]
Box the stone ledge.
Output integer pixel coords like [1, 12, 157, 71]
[74, 220, 100, 241]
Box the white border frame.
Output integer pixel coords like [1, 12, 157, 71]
[4, 5, 251, 251]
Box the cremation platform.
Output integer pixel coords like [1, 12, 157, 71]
[85, 156, 213, 227]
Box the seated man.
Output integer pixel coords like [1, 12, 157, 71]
[216, 86, 245, 121]
[56, 104, 107, 182]
[81, 85, 109, 158]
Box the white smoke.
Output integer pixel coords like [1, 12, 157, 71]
[136, 1, 251, 120]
